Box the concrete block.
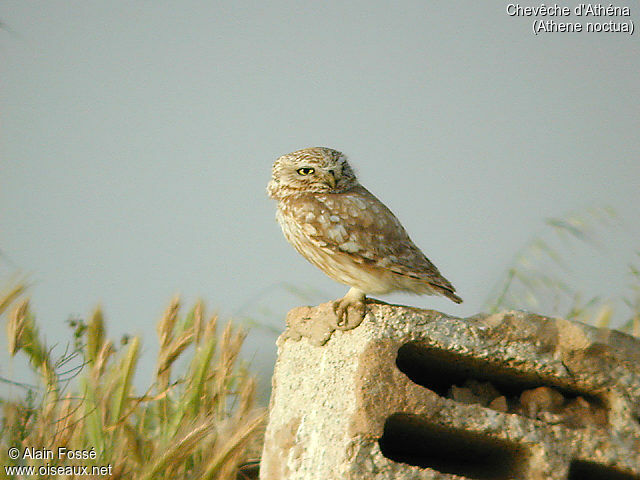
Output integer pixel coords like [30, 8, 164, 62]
[260, 301, 640, 480]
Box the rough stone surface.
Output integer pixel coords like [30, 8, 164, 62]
[260, 301, 640, 480]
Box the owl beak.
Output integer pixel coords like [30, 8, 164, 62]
[325, 170, 337, 189]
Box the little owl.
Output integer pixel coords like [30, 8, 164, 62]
[267, 147, 462, 330]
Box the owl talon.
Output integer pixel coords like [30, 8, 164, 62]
[331, 288, 367, 331]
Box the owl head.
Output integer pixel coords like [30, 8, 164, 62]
[267, 147, 358, 199]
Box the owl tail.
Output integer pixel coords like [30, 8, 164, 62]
[432, 284, 463, 304]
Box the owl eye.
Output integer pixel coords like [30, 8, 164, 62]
[296, 167, 315, 176]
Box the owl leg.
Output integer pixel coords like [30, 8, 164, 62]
[332, 287, 367, 331]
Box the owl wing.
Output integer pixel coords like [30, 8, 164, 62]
[289, 186, 458, 296]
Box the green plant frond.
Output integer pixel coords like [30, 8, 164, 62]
[186, 336, 217, 417]
[86, 307, 106, 364]
[157, 297, 180, 348]
[200, 411, 266, 480]
[280, 282, 327, 303]
[0, 280, 27, 316]
[545, 217, 591, 241]
[593, 304, 614, 328]
[156, 331, 195, 382]
[82, 377, 106, 454]
[111, 336, 140, 425]
[486, 206, 638, 333]
[531, 238, 565, 268]
[137, 420, 214, 480]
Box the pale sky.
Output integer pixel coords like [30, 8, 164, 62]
[1, 2, 639, 399]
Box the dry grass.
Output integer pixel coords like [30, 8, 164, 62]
[486, 207, 640, 336]
[1, 289, 265, 480]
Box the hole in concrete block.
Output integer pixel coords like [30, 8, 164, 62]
[396, 341, 608, 429]
[378, 413, 526, 480]
[568, 460, 640, 480]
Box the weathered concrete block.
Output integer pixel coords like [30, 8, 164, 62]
[260, 301, 640, 480]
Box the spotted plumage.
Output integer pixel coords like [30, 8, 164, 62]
[268, 147, 461, 329]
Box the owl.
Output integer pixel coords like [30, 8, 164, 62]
[267, 147, 462, 330]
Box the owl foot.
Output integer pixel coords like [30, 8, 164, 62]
[331, 288, 367, 331]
